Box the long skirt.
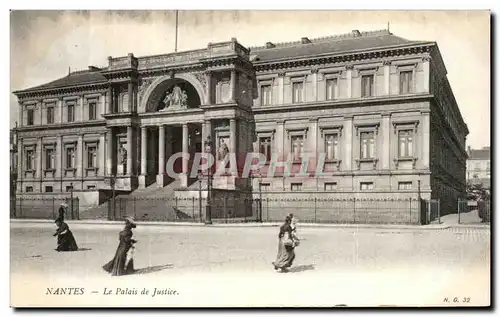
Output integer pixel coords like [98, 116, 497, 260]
[56, 231, 78, 252]
[103, 244, 134, 276]
[272, 238, 295, 270]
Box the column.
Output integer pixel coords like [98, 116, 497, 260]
[278, 72, 285, 104]
[312, 69, 319, 101]
[18, 102, 23, 127]
[384, 60, 391, 95]
[56, 135, 62, 179]
[138, 126, 148, 188]
[275, 120, 285, 160]
[422, 56, 431, 93]
[422, 111, 430, 169]
[346, 65, 353, 99]
[80, 95, 85, 122]
[77, 134, 84, 179]
[107, 85, 113, 113]
[230, 119, 237, 153]
[126, 126, 133, 175]
[206, 71, 212, 105]
[180, 123, 189, 187]
[230, 69, 237, 102]
[37, 137, 42, 188]
[39, 100, 43, 125]
[157, 125, 166, 187]
[381, 113, 391, 170]
[100, 94, 105, 119]
[99, 133, 105, 176]
[343, 116, 353, 170]
[57, 98, 63, 124]
[128, 82, 134, 112]
[106, 128, 113, 176]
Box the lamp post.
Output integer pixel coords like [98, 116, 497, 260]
[204, 136, 213, 225]
[70, 182, 74, 219]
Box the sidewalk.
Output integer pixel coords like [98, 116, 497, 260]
[10, 218, 452, 230]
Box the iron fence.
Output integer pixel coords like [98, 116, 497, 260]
[10, 197, 80, 220]
[458, 199, 490, 224]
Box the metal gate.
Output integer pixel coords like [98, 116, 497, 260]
[420, 198, 441, 224]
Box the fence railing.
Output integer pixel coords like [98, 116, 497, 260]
[10, 197, 80, 220]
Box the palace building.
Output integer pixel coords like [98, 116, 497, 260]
[13, 29, 468, 220]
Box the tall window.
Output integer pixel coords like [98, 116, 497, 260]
[259, 183, 270, 192]
[324, 182, 337, 191]
[66, 147, 75, 169]
[67, 104, 75, 122]
[291, 135, 304, 161]
[325, 134, 339, 160]
[87, 145, 97, 168]
[25, 186, 33, 192]
[360, 131, 375, 159]
[292, 81, 304, 103]
[398, 181, 413, 190]
[291, 183, 302, 192]
[260, 85, 272, 106]
[398, 130, 414, 158]
[326, 78, 338, 100]
[399, 71, 413, 94]
[27, 109, 34, 126]
[259, 137, 272, 162]
[45, 148, 55, 170]
[47, 107, 54, 124]
[88, 101, 97, 120]
[45, 186, 53, 193]
[25, 149, 34, 170]
[361, 75, 374, 97]
[360, 182, 374, 190]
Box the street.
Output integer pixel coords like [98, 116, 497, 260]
[10, 222, 490, 307]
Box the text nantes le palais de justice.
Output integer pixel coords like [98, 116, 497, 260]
[46, 287, 179, 298]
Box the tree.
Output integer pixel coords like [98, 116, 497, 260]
[466, 181, 490, 201]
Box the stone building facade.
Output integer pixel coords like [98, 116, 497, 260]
[13, 29, 468, 217]
[466, 146, 491, 189]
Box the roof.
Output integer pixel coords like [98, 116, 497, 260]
[14, 68, 107, 94]
[250, 29, 428, 63]
[468, 147, 490, 160]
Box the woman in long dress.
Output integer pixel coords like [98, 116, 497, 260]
[272, 215, 297, 272]
[103, 217, 137, 276]
[53, 219, 79, 252]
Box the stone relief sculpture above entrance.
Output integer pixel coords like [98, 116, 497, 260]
[161, 85, 188, 110]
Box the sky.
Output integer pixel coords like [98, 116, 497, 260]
[9, 10, 490, 149]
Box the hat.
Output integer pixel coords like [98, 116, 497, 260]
[125, 216, 136, 225]
[60, 203, 68, 207]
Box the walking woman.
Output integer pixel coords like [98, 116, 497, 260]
[53, 219, 79, 252]
[56, 203, 67, 222]
[272, 215, 297, 272]
[103, 217, 138, 276]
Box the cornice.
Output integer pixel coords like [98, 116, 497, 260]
[253, 43, 434, 72]
[15, 82, 108, 100]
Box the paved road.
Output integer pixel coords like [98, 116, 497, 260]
[10, 222, 490, 307]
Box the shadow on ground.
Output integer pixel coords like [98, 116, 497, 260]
[288, 264, 315, 273]
[77, 248, 92, 252]
[132, 264, 173, 275]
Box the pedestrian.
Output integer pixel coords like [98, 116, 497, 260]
[103, 217, 138, 276]
[56, 203, 67, 222]
[53, 219, 79, 252]
[272, 215, 297, 272]
[288, 213, 300, 244]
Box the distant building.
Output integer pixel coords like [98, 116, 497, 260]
[467, 146, 490, 189]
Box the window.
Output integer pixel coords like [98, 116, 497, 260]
[326, 78, 338, 100]
[66, 147, 75, 169]
[398, 130, 414, 158]
[259, 137, 272, 162]
[399, 71, 413, 94]
[325, 134, 339, 160]
[88, 101, 97, 120]
[87, 145, 97, 168]
[398, 181, 413, 190]
[361, 75, 374, 97]
[324, 182, 337, 191]
[67, 104, 75, 122]
[25, 186, 33, 192]
[291, 135, 304, 161]
[259, 183, 270, 192]
[360, 182, 374, 190]
[360, 131, 375, 159]
[291, 183, 302, 191]
[47, 107, 54, 124]
[87, 185, 96, 190]
[25, 149, 34, 170]
[27, 109, 34, 126]
[45, 148, 55, 170]
[66, 186, 73, 192]
[260, 85, 272, 106]
[292, 81, 304, 103]
[45, 186, 53, 193]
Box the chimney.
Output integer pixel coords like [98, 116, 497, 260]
[352, 30, 361, 37]
[265, 42, 276, 49]
[301, 37, 311, 44]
